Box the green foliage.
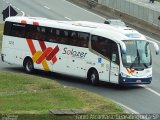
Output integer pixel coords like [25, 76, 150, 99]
[0, 24, 3, 50]
[0, 71, 124, 120]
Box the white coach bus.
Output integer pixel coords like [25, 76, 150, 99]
[1, 16, 159, 85]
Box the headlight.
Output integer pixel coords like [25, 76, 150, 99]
[147, 74, 152, 78]
[121, 72, 131, 78]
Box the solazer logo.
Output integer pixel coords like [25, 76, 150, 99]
[63, 47, 87, 58]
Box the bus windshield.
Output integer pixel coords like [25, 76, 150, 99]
[122, 40, 151, 69]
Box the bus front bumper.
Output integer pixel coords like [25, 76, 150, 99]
[119, 75, 152, 85]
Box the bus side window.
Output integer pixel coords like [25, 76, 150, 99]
[91, 35, 111, 59]
[59, 30, 69, 44]
[47, 28, 57, 43]
[34, 26, 46, 40]
[4, 21, 12, 36]
[26, 25, 35, 39]
[78, 32, 89, 48]
[11, 23, 26, 38]
[70, 31, 78, 46]
[91, 35, 98, 50]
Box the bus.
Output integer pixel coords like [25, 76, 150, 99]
[1, 16, 159, 85]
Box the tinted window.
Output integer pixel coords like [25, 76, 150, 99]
[69, 31, 89, 48]
[26, 25, 46, 40]
[4, 21, 12, 35]
[91, 35, 111, 58]
[11, 23, 26, 38]
[4, 21, 89, 48]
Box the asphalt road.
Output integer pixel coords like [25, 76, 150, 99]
[1, 0, 160, 114]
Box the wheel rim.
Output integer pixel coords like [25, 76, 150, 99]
[26, 61, 33, 72]
[91, 73, 96, 82]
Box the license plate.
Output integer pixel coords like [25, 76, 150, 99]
[136, 80, 142, 83]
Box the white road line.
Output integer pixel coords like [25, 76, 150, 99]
[145, 87, 160, 97]
[10, 3, 12, 6]
[139, 85, 160, 97]
[21, 11, 25, 16]
[113, 100, 139, 114]
[65, 17, 72, 20]
[16, 8, 20, 11]
[6, 1, 9, 4]
[13, 6, 16, 9]
[44, 6, 51, 10]
[64, 0, 106, 20]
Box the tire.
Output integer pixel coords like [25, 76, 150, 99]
[89, 70, 99, 86]
[24, 58, 34, 73]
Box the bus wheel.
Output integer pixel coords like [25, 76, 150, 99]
[89, 70, 99, 86]
[24, 58, 34, 73]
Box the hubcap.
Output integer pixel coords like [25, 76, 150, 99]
[91, 74, 96, 82]
[26, 61, 32, 72]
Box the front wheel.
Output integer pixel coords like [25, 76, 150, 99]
[24, 58, 34, 73]
[89, 70, 99, 86]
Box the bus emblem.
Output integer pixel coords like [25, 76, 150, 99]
[26, 39, 59, 71]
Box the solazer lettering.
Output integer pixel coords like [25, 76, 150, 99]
[63, 48, 87, 58]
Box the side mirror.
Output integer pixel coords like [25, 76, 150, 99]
[149, 41, 159, 55]
[104, 21, 109, 24]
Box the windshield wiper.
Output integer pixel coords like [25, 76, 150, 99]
[130, 56, 138, 69]
[143, 63, 148, 68]
[130, 49, 140, 69]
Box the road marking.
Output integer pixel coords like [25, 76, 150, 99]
[21, 11, 25, 16]
[6, 1, 9, 4]
[112, 100, 139, 114]
[44, 6, 51, 10]
[65, 17, 72, 20]
[139, 85, 160, 97]
[16, 8, 20, 11]
[64, 0, 106, 20]
[145, 87, 160, 97]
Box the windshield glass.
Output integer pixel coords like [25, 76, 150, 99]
[122, 40, 151, 69]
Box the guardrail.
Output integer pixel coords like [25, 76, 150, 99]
[98, 0, 160, 29]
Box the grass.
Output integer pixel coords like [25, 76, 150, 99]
[0, 71, 125, 120]
[0, 24, 3, 50]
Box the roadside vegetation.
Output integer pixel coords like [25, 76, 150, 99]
[0, 70, 125, 120]
[0, 24, 3, 50]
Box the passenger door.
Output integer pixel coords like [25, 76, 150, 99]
[110, 42, 120, 84]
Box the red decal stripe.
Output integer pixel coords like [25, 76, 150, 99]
[33, 22, 39, 26]
[52, 56, 57, 64]
[26, 39, 36, 55]
[21, 20, 27, 24]
[38, 41, 47, 52]
[36, 47, 52, 64]
[46, 45, 59, 61]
